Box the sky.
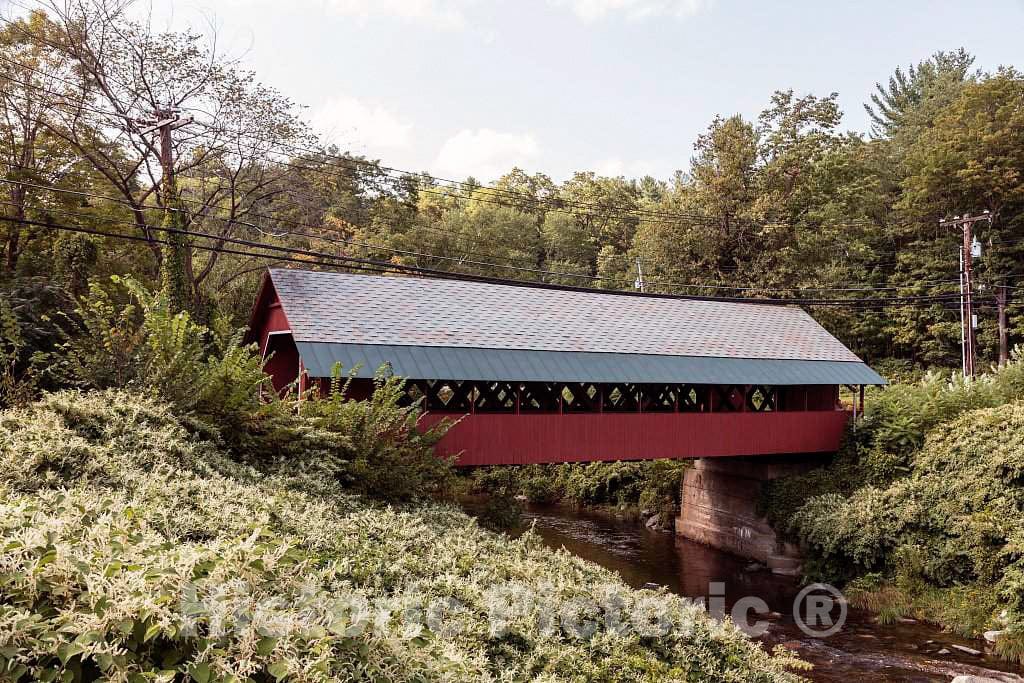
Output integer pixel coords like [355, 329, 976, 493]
[136, 0, 1024, 183]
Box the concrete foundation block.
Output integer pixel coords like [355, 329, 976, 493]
[675, 455, 826, 568]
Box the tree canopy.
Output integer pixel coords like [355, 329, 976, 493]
[1, 5, 1022, 372]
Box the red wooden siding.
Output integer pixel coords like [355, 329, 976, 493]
[421, 410, 849, 466]
[264, 334, 300, 394]
[247, 279, 291, 355]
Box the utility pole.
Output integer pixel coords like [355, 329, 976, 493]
[939, 212, 991, 378]
[135, 107, 193, 311]
[136, 108, 193, 201]
[997, 284, 1010, 367]
[634, 257, 646, 293]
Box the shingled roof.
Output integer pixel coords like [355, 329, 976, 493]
[257, 269, 884, 385]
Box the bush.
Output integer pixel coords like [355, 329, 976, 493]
[787, 401, 1024, 653]
[44, 276, 453, 502]
[0, 390, 806, 682]
[303, 368, 455, 501]
[0, 277, 76, 408]
[758, 360, 1024, 657]
[471, 459, 689, 522]
[762, 356, 1024, 531]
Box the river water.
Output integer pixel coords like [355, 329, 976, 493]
[478, 501, 1023, 682]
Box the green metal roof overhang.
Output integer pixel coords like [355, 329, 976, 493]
[295, 341, 886, 386]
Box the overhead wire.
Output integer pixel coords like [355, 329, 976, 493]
[0, 43, 1007, 303]
[0, 176, 972, 296]
[0, 52, 930, 271]
[0, 200, 972, 309]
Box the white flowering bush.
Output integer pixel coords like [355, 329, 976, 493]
[0, 390, 807, 682]
[791, 401, 1024, 659]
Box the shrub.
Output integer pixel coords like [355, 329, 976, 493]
[0, 390, 806, 682]
[762, 356, 1024, 532]
[0, 277, 76, 407]
[471, 459, 689, 522]
[786, 401, 1024, 649]
[45, 276, 453, 502]
[303, 368, 454, 501]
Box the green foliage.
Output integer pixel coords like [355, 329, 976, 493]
[3, 22, 1021, 372]
[472, 459, 689, 523]
[0, 390, 805, 682]
[778, 394, 1024, 653]
[48, 277, 456, 500]
[160, 204, 192, 314]
[758, 359, 1024, 659]
[465, 466, 524, 531]
[0, 291, 31, 406]
[0, 278, 75, 407]
[763, 357, 1024, 532]
[864, 49, 975, 137]
[303, 366, 455, 501]
[52, 233, 98, 296]
[54, 275, 274, 424]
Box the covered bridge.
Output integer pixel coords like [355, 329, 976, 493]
[248, 268, 884, 466]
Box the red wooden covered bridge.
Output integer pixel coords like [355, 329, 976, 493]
[248, 268, 884, 466]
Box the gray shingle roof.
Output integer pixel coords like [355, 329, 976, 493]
[268, 269, 862, 362]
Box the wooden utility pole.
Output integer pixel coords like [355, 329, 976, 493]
[135, 108, 193, 311]
[997, 284, 1010, 367]
[136, 108, 193, 201]
[939, 212, 991, 378]
[963, 216, 976, 377]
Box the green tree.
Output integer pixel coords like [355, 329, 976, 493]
[864, 49, 975, 138]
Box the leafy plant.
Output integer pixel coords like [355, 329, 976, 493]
[0, 389, 806, 682]
[304, 365, 455, 501]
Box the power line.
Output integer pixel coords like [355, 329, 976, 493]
[0, 176, 968, 296]
[0, 49, 934, 268]
[0, 40, 963, 262]
[0, 45, 993, 303]
[0, 205, 970, 308]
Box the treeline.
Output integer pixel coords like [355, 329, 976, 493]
[2, 1, 1023, 377]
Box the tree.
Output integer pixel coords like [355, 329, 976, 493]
[900, 69, 1024, 365]
[864, 49, 975, 138]
[0, 11, 89, 273]
[33, 0, 316, 309]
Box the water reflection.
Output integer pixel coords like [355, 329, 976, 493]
[485, 502, 1023, 683]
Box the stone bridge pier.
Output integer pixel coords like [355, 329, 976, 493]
[676, 455, 827, 576]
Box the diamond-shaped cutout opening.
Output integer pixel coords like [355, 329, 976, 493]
[749, 388, 766, 410]
[437, 384, 455, 406]
[562, 386, 575, 405]
[586, 384, 599, 400]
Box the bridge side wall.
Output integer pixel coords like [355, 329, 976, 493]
[421, 411, 848, 466]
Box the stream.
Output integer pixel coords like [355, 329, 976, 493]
[468, 501, 1024, 682]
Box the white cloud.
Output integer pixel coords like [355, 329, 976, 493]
[432, 129, 541, 181]
[319, 0, 469, 30]
[554, 0, 711, 22]
[311, 95, 414, 152]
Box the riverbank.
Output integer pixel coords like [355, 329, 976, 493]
[488, 500, 1024, 683]
[761, 365, 1024, 664]
[463, 459, 688, 531]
